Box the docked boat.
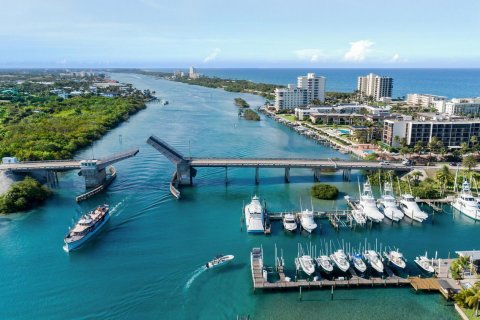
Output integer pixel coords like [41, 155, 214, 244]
[295, 255, 316, 276]
[330, 249, 350, 273]
[378, 182, 404, 222]
[205, 255, 234, 269]
[414, 254, 435, 274]
[363, 250, 384, 273]
[383, 250, 406, 270]
[351, 209, 367, 225]
[63, 204, 110, 252]
[315, 255, 334, 274]
[451, 180, 480, 220]
[298, 209, 317, 233]
[398, 194, 428, 222]
[357, 181, 384, 222]
[282, 213, 298, 232]
[350, 253, 367, 273]
[244, 195, 265, 233]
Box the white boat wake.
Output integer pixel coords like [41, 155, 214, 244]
[184, 266, 206, 291]
[109, 199, 126, 217]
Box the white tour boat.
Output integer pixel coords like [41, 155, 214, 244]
[358, 181, 384, 223]
[282, 213, 298, 232]
[364, 250, 384, 273]
[244, 195, 265, 233]
[383, 250, 406, 270]
[298, 209, 317, 233]
[205, 255, 235, 269]
[315, 255, 334, 274]
[378, 182, 404, 222]
[451, 180, 480, 220]
[398, 194, 428, 222]
[330, 249, 350, 273]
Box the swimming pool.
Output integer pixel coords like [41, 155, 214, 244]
[337, 129, 350, 135]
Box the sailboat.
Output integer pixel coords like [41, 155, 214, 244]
[363, 250, 384, 273]
[357, 180, 384, 223]
[378, 181, 404, 222]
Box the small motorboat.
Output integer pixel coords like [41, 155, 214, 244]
[283, 213, 298, 232]
[384, 250, 406, 270]
[330, 249, 350, 273]
[295, 255, 316, 276]
[298, 209, 317, 233]
[350, 253, 367, 273]
[315, 255, 334, 274]
[364, 250, 384, 273]
[414, 254, 435, 274]
[205, 255, 235, 269]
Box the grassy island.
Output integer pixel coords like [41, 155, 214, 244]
[310, 183, 339, 200]
[0, 177, 52, 214]
[234, 97, 250, 108]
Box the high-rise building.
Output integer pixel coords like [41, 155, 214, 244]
[297, 73, 326, 103]
[274, 73, 326, 110]
[357, 73, 393, 101]
[189, 66, 200, 79]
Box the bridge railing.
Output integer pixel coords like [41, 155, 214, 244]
[13, 159, 78, 164]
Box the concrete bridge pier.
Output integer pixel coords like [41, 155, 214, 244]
[80, 163, 107, 188]
[45, 170, 59, 187]
[176, 161, 193, 186]
[313, 169, 321, 182]
[225, 166, 228, 185]
[255, 167, 260, 184]
[284, 167, 290, 183]
[342, 169, 352, 182]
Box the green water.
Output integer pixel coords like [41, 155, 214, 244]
[0, 73, 466, 319]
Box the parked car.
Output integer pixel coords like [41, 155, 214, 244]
[402, 159, 411, 166]
[449, 162, 459, 166]
[379, 160, 390, 166]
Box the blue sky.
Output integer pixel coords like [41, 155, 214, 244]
[1, 0, 479, 68]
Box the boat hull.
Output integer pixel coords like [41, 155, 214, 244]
[451, 201, 480, 221]
[63, 212, 110, 252]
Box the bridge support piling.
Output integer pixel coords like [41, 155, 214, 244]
[285, 167, 290, 183]
[176, 161, 192, 186]
[313, 169, 321, 182]
[225, 166, 228, 185]
[255, 167, 260, 184]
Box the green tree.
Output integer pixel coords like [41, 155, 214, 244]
[414, 140, 424, 154]
[463, 155, 477, 172]
[436, 165, 452, 194]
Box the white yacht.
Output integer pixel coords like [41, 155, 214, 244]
[295, 255, 316, 276]
[451, 180, 480, 220]
[351, 209, 367, 225]
[350, 253, 367, 273]
[244, 195, 265, 233]
[358, 181, 384, 223]
[282, 213, 298, 232]
[315, 255, 334, 274]
[383, 250, 406, 270]
[298, 209, 317, 233]
[364, 250, 384, 273]
[205, 255, 234, 269]
[330, 249, 350, 273]
[378, 182, 404, 222]
[414, 253, 435, 274]
[398, 194, 428, 222]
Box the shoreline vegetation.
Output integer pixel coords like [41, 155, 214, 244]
[242, 109, 260, 121]
[0, 177, 52, 214]
[234, 97, 250, 108]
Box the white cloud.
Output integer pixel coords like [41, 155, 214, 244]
[203, 48, 221, 63]
[344, 40, 374, 61]
[294, 49, 326, 62]
[389, 53, 406, 63]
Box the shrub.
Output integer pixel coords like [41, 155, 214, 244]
[310, 184, 339, 200]
[0, 177, 52, 214]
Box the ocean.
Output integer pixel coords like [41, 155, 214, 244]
[1, 70, 477, 319]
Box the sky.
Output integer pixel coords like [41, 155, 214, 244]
[1, 0, 479, 68]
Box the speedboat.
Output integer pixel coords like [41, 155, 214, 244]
[283, 213, 298, 232]
[64, 204, 110, 252]
[414, 254, 435, 274]
[451, 180, 480, 220]
[351, 209, 367, 225]
[295, 255, 316, 276]
[330, 249, 350, 273]
[383, 250, 406, 270]
[364, 250, 384, 273]
[298, 209, 317, 233]
[244, 195, 265, 233]
[350, 253, 367, 273]
[315, 255, 334, 274]
[358, 181, 384, 222]
[205, 255, 234, 269]
[378, 182, 404, 222]
[399, 194, 428, 222]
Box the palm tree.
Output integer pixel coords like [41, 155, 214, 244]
[471, 135, 478, 154]
[466, 286, 480, 317]
[436, 165, 452, 195]
[414, 140, 424, 155]
[411, 171, 422, 185]
[463, 155, 477, 172]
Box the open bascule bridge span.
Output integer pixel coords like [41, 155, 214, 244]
[0, 148, 139, 193]
[147, 135, 418, 199]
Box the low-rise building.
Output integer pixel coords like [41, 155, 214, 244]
[383, 113, 480, 148]
[309, 113, 364, 125]
[434, 98, 480, 116]
[294, 104, 390, 120]
[406, 93, 447, 108]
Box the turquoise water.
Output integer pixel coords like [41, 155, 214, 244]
[0, 73, 472, 319]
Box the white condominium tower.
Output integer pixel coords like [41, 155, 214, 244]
[297, 73, 326, 103]
[357, 73, 393, 101]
